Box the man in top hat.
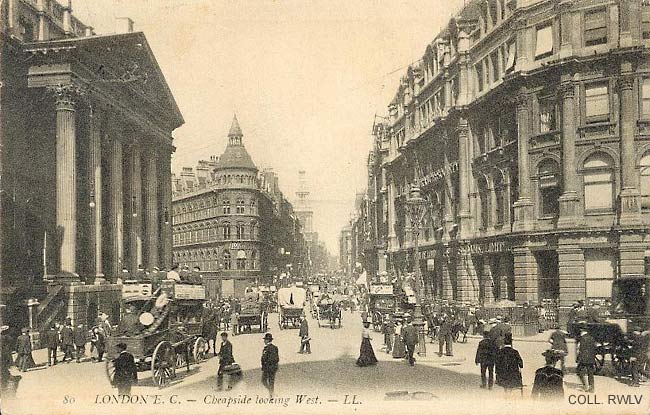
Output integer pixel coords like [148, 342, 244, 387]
[576, 329, 596, 392]
[531, 349, 564, 400]
[111, 343, 137, 396]
[60, 318, 75, 363]
[216, 332, 234, 390]
[261, 333, 279, 397]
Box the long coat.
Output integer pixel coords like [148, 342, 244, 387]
[60, 326, 74, 346]
[218, 340, 234, 366]
[15, 334, 31, 355]
[113, 351, 138, 387]
[44, 328, 60, 349]
[299, 319, 309, 338]
[475, 338, 498, 365]
[261, 343, 279, 373]
[495, 346, 523, 389]
[73, 327, 87, 347]
[402, 325, 419, 347]
[577, 333, 597, 365]
[531, 365, 564, 399]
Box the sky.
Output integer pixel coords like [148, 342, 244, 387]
[70, 0, 465, 254]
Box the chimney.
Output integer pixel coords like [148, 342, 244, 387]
[115, 17, 134, 34]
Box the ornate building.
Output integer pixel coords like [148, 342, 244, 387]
[171, 116, 308, 298]
[1, 0, 182, 332]
[357, 0, 650, 324]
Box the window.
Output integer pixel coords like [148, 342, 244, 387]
[236, 199, 245, 214]
[222, 200, 230, 214]
[585, 83, 609, 123]
[538, 159, 561, 217]
[476, 63, 484, 92]
[236, 250, 247, 270]
[250, 221, 258, 239]
[222, 222, 231, 239]
[584, 249, 615, 298]
[584, 8, 607, 47]
[494, 173, 505, 226]
[478, 177, 490, 229]
[539, 98, 557, 133]
[505, 40, 516, 73]
[250, 250, 257, 270]
[535, 24, 553, 59]
[490, 51, 499, 83]
[640, 154, 650, 209]
[223, 251, 231, 270]
[583, 153, 614, 211]
[236, 222, 245, 239]
[642, 78, 650, 119]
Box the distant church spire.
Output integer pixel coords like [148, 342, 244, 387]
[228, 113, 243, 145]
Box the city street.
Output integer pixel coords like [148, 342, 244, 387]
[4, 310, 648, 415]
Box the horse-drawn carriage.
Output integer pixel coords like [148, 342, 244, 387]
[316, 297, 342, 328]
[105, 280, 209, 388]
[368, 284, 396, 332]
[570, 274, 650, 376]
[277, 286, 306, 329]
[237, 289, 268, 334]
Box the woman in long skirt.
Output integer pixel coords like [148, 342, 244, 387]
[356, 322, 378, 367]
[392, 321, 406, 359]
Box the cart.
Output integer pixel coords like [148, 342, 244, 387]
[316, 299, 341, 328]
[105, 281, 209, 388]
[368, 284, 396, 332]
[277, 286, 306, 329]
[237, 298, 268, 334]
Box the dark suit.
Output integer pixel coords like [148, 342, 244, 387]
[438, 319, 453, 356]
[60, 325, 74, 361]
[44, 328, 60, 365]
[217, 340, 234, 389]
[73, 327, 87, 362]
[299, 319, 311, 354]
[15, 334, 32, 372]
[531, 365, 564, 400]
[475, 338, 498, 388]
[495, 346, 523, 390]
[113, 351, 138, 395]
[402, 325, 418, 365]
[261, 343, 279, 396]
[577, 333, 596, 391]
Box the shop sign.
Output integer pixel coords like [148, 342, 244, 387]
[418, 161, 458, 187]
[460, 240, 509, 255]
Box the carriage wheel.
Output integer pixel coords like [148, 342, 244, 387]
[105, 359, 117, 386]
[594, 352, 605, 374]
[193, 337, 208, 363]
[151, 341, 176, 388]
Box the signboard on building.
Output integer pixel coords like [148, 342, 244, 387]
[122, 283, 153, 299]
[369, 284, 393, 295]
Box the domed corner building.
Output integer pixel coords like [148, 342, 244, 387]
[171, 115, 275, 299]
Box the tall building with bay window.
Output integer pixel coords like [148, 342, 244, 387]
[357, 0, 650, 324]
[171, 116, 308, 298]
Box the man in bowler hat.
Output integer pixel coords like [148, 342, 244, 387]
[111, 343, 138, 396]
[261, 333, 279, 397]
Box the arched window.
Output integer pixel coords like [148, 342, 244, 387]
[250, 221, 258, 239]
[222, 200, 230, 214]
[250, 200, 256, 215]
[494, 172, 505, 225]
[640, 154, 650, 209]
[236, 250, 247, 270]
[223, 250, 231, 270]
[222, 222, 231, 240]
[478, 176, 490, 229]
[236, 199, 245, 214]
[583, 153, 614, 211]
[250, 250, 257, 270]
[538, 159, 561, 217]
[236, 222, 245, 239]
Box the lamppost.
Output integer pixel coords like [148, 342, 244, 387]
[405, 184, 428, 356]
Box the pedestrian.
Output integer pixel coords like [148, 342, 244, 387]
[392, 320, 406, 359]
[402, 319, 418, 366]
[495, 333, 524, 395]
[231, 312, 239, 336]
[261, 333, 279, 397]
[202, 305, 219, 356]
[490, 316, 506, 349]
[438, 314, 453, 357]
[90, 325, 106, 362]
[475, 330, 498, 389]
[60, 319, 75, 362]
[548, 325, 568, 372]
[15, 328, 35, 372]
[216, 332, 235, 390]
[44, 323, 60, 366]
[111, 343, 138, 396]
[1, 325, 21, 398]
[298, 315, 311, 354]
[383, 317, 395, 354]
[356, 321, 378, 367]
[576, 329, 596, 392]
[73, 323, 87, 363]
[531, 350, 564, 400]
[629, 330, 650, 387]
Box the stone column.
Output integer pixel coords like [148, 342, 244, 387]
[457, 118, 472, 238]
[558, 80, 581, 227]
[50, 85, 79, 276]
[108, 129, 124, 281]
[618, 71, 641, 225]
[159, 150, 173, 269]
[127, 143, 142, 274]
[456, 246, 479, 302]
[88, 104, 103, 281]
[513, 89, 534, 231]
[557, 241, 584, 308]
[144, 153, 159, 269]
[513, 247, 539, 304]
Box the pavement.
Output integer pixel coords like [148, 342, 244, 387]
[2, 310, 648, 415]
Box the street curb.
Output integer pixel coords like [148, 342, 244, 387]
[464, 334, 576, 344]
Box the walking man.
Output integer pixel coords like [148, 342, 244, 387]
[576, 329, 596, 392]
[73, 323, 87, 363]
[548, 325, 568, 372]
[298, 315, 311, 354]
[60, 319, 75, 362]
[15, 328, 33, 372]
[44, 323, 60, 366]
[402, 319, 419, 366]
[438, 314, 453, 357]
[112, 343, 138, 396]
[216, 332, 234, 390]
[384, 317, 395, 354]
[261, 333, 279, 397]
[475, 330, 498, 389]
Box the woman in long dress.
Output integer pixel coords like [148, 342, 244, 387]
[392, 321, 406, 359]
[356, 322, 378, 367]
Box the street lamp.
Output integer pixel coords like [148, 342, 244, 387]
[405, 184, 428, 356]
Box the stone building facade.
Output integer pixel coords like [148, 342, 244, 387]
[171, 116, 309, 298]
[358, 0, 650, 322]
[1, 0, 182, 331]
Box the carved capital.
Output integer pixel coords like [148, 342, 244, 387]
[618, 74, 635, 92]
[46, 83, 85, 110]
[559, 81, 575, 99]
[514, 93, 529, 112]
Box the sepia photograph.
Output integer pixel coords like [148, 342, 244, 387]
[0, 0, 649, 414]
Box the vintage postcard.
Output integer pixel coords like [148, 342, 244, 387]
[1, 0, 649, 414]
